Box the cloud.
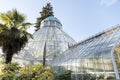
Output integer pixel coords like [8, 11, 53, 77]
[101, 0, 118, 6]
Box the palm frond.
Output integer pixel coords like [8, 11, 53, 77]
[20, 31, 33, 39]
[21, 22, 32, 27]
[6, 9, 26, 27]
[0, 13, 14, 27]
[0, 24, 9, 32]
[18, 22, 32, 31]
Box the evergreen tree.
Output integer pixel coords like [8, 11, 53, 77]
[35, 3, 54, 31]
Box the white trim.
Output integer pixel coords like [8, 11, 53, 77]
[111, 51, 120, 79]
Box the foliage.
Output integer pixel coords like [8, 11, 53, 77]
[35, 3, 54, 30]
[54, 70, 72, 80]
[0, 62, 21, 80]
[0, 9, 32, 63]
[0, 62, 53, 80]
[96, 74, 104, 80]
[76, 73, 96, 80]
[0, 62, 116, 80]
[16, 64, 53, 80]
[71, 73, 116, 80]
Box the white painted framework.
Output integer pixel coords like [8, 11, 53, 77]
[52, 26, 120, 79]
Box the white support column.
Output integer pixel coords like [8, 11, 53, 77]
[111, 52, 120, 79]
[101, 53, 106, 75]
[93, 56, 97, 76]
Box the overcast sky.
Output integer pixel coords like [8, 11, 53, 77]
[0, 0, 120, 42]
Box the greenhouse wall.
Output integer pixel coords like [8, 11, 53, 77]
[52, 26, 120, 80]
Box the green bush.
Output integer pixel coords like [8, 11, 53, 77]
[0, 62, 21, 80]
[2, 62, 115, 80]
[96, 74, 104, 80]
[0, 62, 53, 80]
[54, 70, 72, 80]
[76, 73, 96, 80]
[16, 64, 53, 80]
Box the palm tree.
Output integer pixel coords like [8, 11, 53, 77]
[0, 9, 32, 64]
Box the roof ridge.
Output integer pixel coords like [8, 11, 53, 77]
[70, 25, 120, 48]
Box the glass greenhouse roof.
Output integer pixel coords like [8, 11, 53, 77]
[52, 26, 120, 79]
[43, 16, 61, 23]
[14, 16, 76, 65]
[41, 16, 62, 29]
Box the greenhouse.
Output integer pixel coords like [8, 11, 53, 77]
[51, 26, 120, 79]
[12, 16, 120, 79]
[13, 16, 76, 65]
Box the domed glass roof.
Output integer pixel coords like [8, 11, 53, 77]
[14, 16, 76, 65]
[43, 16, 61, 23]
[40, 16, 62, 29]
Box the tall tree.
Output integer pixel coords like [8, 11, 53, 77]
[35, 3, 54, 30]
[0, 9, 32, 64]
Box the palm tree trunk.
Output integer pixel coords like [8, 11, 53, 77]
[5, 52, 14, 64]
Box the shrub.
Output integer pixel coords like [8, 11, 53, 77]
[16, 64, 53, 80]
[0, 62, 21, 80]
[54, 70, 72, 80]
[76, 73, 96, 80]
[0, 62, 53, 80]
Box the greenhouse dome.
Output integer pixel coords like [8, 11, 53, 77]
[14, 16, 76, 65]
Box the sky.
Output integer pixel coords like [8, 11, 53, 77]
[0, 0, 120, 42]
